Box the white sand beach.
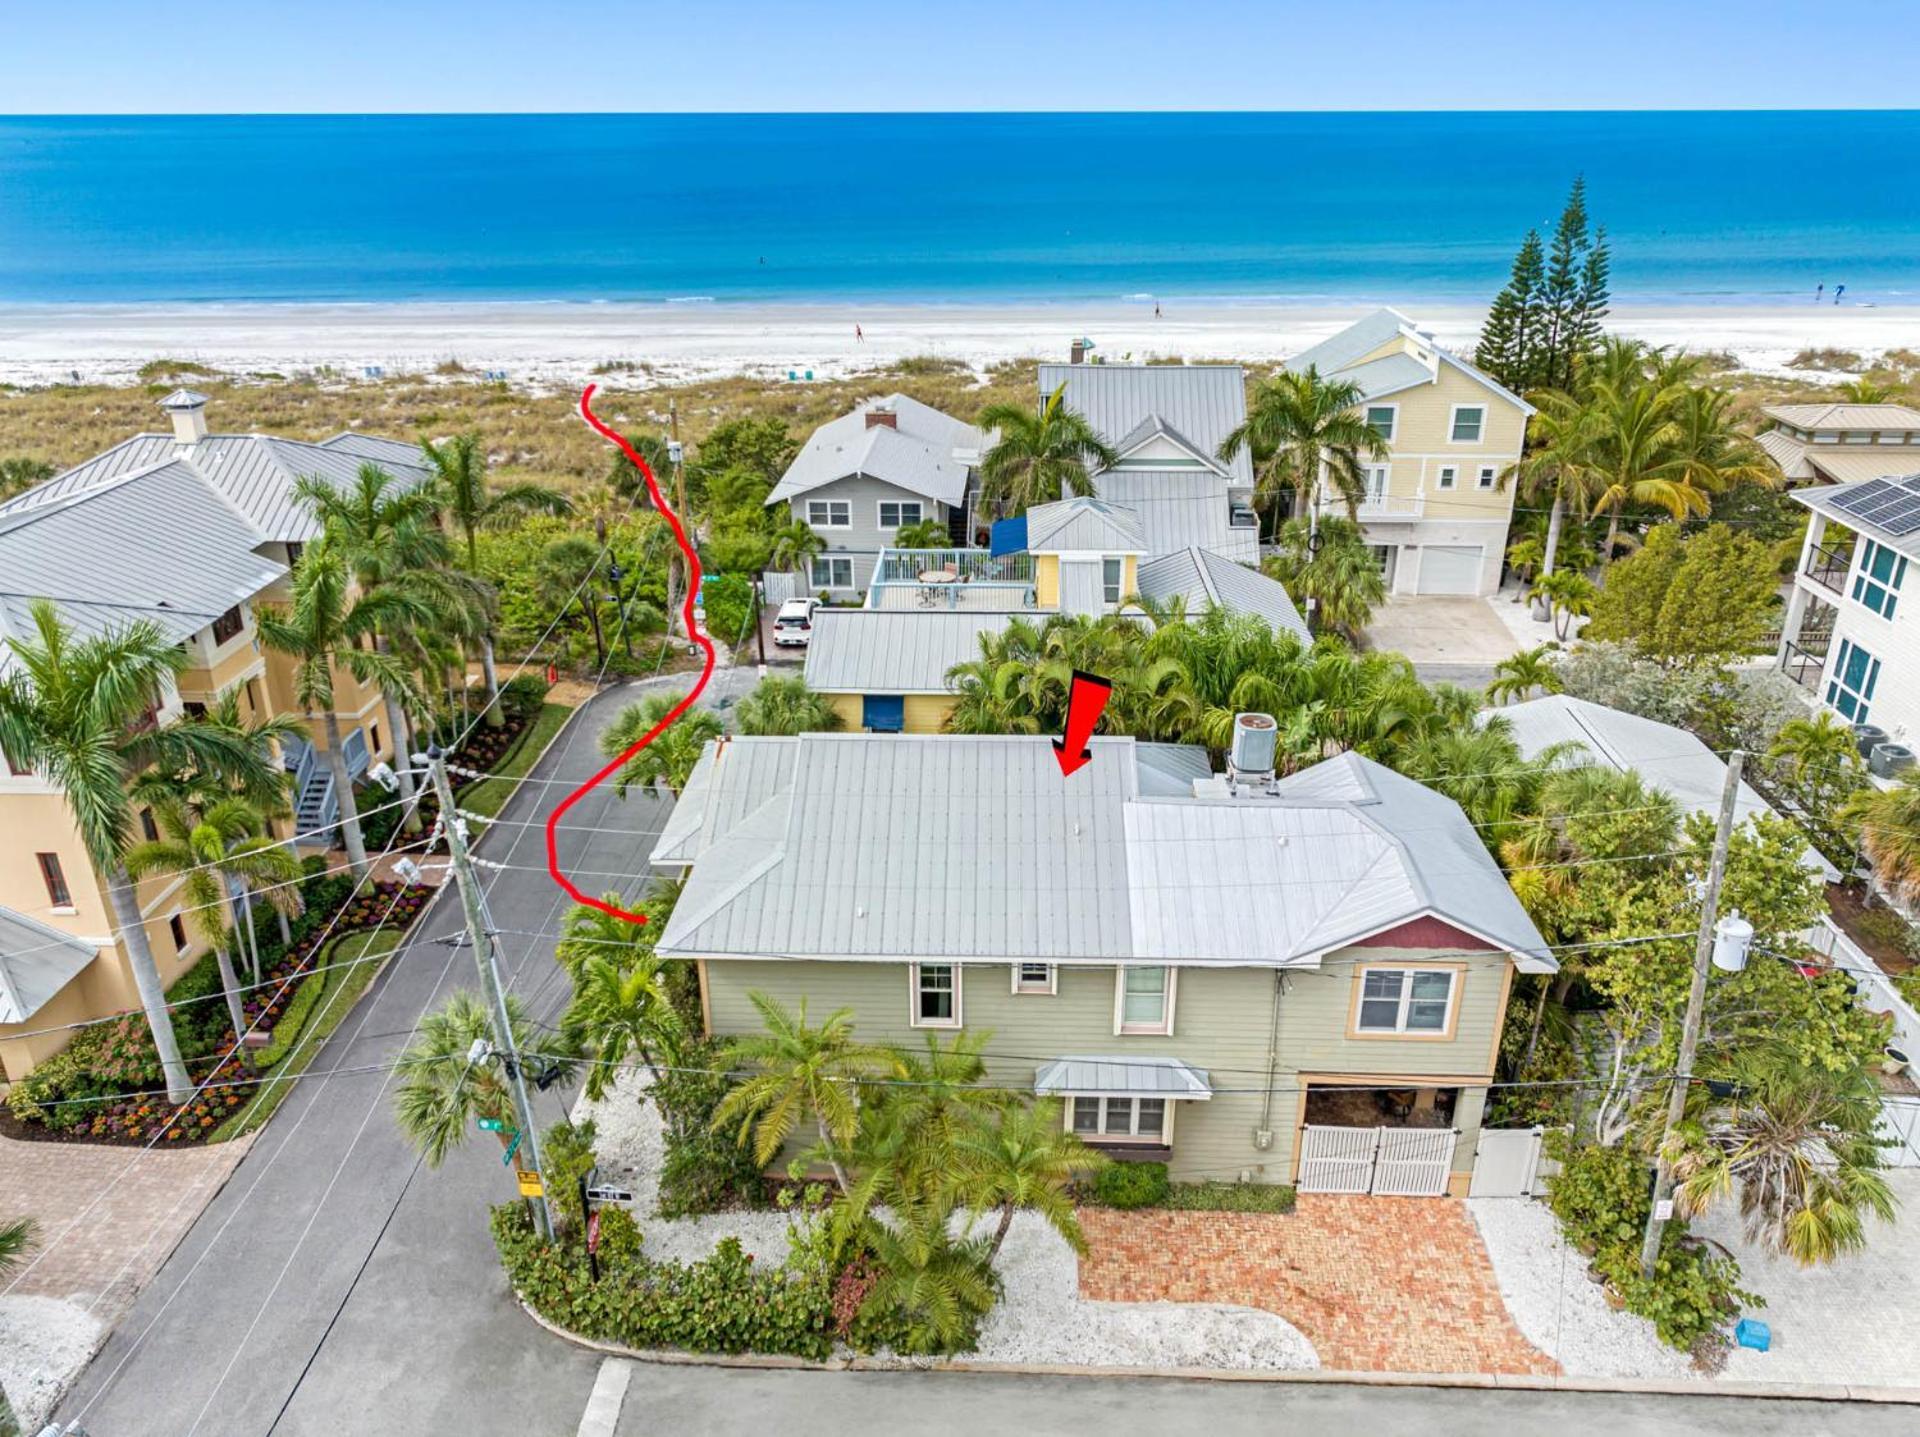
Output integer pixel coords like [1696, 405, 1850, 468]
[0, 299, 1915, 390]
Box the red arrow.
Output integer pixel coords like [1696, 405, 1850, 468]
[1052, 670, 1113, 778]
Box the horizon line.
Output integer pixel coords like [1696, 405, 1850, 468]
[5, 107, 1920, 119]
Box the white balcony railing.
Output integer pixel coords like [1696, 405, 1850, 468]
[1355, 493, 1425, 519]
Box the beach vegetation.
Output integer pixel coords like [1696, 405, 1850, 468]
[1476, 177, 1611, 395]
[1582, 523, 1777, 663]
[1787, 348, 1864, 372]
[0, 455, 55, 501]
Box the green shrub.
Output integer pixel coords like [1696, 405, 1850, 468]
[499, 672, 551, 722]
[1093, 1160, 1170, 1210]
[652, 1041, 767, 1217]
[1163, 1181, 1296, 1213]
[1543, 1134, 1756, 1353]
[491, 1207, 831, 1359]
[252, 965, 332, 1069]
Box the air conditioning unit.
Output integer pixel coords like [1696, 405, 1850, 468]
[1872, 743, 1916, 780]
[1229, 712, 1278, 780]
[1854, 723, 1889, 760]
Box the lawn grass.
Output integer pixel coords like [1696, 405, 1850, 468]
[458, 701, 574, 820]
[211, 928, 405, 1142]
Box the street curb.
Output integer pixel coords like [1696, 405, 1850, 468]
[512, 1298, 1920, 1404]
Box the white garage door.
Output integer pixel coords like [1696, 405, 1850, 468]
[1417, 544, 1484, 595]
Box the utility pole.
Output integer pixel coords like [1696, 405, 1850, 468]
[667, 400, 688, 638]
[425, 748, 554, 1241]
[1638, 749, 1743, 1279]
[751, 574, 767, 667]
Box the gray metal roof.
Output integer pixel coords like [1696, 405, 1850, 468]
[1485, 696, 1840, 881]
[804, 609, 1014, 694]
[1111, 413, 1230, 476]
[1763, 403, 1920, 432]
[0, 431, 432, 544]
[320, 432, 433, 467]
[1136, 547, 1309, 643]
[1091, 469, 1258, 562]
[158, 388, 209, 411]
[651, 737, 1552, 972]
[1038, 364, 1254, 486]
[0, 905, 99, 1024]
[1034, 1055, 1211, 1100]
[1284, 307, 1533, 415]
[0, 461, 288, 661]
[1134, 742, 1214, 797]
[1024, 496, 1148, 554]
[768, 395, 984, 508]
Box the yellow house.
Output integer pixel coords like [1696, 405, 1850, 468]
[0, 394, 432, 1082]
[1284, 309, 1535, 596]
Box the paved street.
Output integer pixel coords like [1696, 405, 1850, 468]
[51, 662, 1915, 1436]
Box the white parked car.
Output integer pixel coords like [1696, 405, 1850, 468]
[773, 597, 819, 647]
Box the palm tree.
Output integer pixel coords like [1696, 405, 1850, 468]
[256, 538, 429, 878]
[710, 992, 889, 1194]
[561, 952, 683, 1096]
[0, 1214, 33, 1436]
[850, 1189, 997, 1355]
[1672, 1043, 1896, 1266]
[953, 1098, 1103, 1263]
[1219, 367, 1385, 523]
[1769, 711, 1863, 787]
[893, 518, 951, 550]
[392, 989, 533, 1168]
[1530, 569, 1597, 641]
[419, 432, 573, 726]
[872, 1030, 1009, 1168]
[735, 675, 844, 736]
[555, 892, 650, 981]
[1504, 390, 1603, 579]
[1485, 644, 1563, 704]
[1842, 772, 1920, 899]
[1670, 386, 1775, 499]
[1837, 378, 1895, 403]
[0, 600, 286, 1102]
[769, 518, 825, 590]
[297, 465, 487, 833]
[1581, 378, 1706, 561]
[974, 385, 1119, 516]
[125, 796, 303, 1035]
[1261, 514, 1386, 637]
[600, 691, 723, 796]
[1390, 720, 1563, 837]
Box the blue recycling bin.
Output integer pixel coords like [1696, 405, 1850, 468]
[1735, 1317, 1771, 1351]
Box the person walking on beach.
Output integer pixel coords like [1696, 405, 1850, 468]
[855, 323, 863, 342]
[1835, 284, 1846, 305]
[1154, 302, 1162, 319]
[1816, 282, 1824, 303]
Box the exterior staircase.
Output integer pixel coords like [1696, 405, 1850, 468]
[285, 730, 372, 843]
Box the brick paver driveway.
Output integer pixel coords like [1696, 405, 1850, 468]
[0, 1130, 251, 1323]
[1079, 1196, 1557, 1375]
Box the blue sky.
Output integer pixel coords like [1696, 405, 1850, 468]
[4, 1, 1917, 112]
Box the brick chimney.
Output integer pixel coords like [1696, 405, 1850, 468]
[1069, 339, 1088, 365]
[865, 404, 898, 429]
[159, 389, 210, 446]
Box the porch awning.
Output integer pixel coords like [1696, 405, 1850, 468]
[0, 905, 99, 1025]
[1033, 1055, 1212, 1101]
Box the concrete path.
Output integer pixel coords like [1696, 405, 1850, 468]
[1365, 596, 1523, 667]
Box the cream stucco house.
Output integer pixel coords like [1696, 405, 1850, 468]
[1283, 309, 1534, 596]
[0, 393, 428, 1081]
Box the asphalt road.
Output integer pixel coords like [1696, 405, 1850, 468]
[54, 662, 1909, 1436]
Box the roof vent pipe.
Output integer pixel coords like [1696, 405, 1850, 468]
[1228, 712, 1278, 786]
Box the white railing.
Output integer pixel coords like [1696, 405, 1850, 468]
[1356, 494, 1425, 518]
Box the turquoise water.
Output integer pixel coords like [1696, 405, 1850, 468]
[0, 112, 1916, 305]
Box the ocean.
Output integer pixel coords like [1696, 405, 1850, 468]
[1, 112, 1917, 307]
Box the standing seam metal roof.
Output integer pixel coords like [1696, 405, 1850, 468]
[1037, 364, 1254, 486]
[1135, 547, 1309, 643]
[804, 610, 1014, 693]
[1024, 497, 1148, 554]
[0, 905, 99, 1024]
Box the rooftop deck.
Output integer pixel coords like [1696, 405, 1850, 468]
[866, 546, 1038, 612]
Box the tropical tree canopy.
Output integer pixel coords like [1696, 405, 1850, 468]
[599, 691, 724, 796]
[974, 385, 1119, 515]
[1219, 367, 1385, 521]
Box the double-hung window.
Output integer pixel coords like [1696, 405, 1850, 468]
[1435, 465, 1458, 490]
[1354, 966, 1458, 1036]
[877, 500, 923, 530]
[37, 853, 72, 909]
[1450, 406, 1486, 443]
[810, 556, 855, 589]
[1070, 1095, 1168, 1143]
[1102, 557, 1124, 605]
[1827, 637, 1881, 723]
[1365, 405, 1398, 441]
[1852, 539, 1907, 618]
[209, 605, 245, 646]
[1115, 965, 1174, 1035]
[1013, 962, 1056, 994]
[910, 963, 960, 1027]
[1476, 465, 1498, 490]
[806, 499, 851, 529]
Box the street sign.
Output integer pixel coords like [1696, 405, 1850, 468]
[501, 1130, 523, 1166]
[516, 1169, 544, 1198]
[477, 1117, 504, 1132]
[585, 1183, 635, 1205]
[586, 1211, 602, 1254]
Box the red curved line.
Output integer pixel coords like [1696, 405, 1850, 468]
[548, 383, 717, 924]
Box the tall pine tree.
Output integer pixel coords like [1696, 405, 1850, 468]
[1475, 229, 1545, 392]
[1477, 178, 1610, 396]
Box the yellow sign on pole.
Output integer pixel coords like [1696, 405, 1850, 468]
[516, 1169, 544, 1198]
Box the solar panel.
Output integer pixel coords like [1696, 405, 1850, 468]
[1880, 498, 1920, 536]
[1833, 479, 1896, 516]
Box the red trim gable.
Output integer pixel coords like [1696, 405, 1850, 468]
[1350, 916, 1497, 952]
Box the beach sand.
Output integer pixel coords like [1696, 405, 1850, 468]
[0, 299, 1915, 390]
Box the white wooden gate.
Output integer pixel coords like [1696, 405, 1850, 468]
[760, 570, 801, 604]
[1298, 1125, 1459, 1196]
[1879, 1098, 1920, 1168]
[1296, 1126, 1379, 1194]
[1468, 1126, 1546, 1197]
[1374, 1127, 1459, 1196]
